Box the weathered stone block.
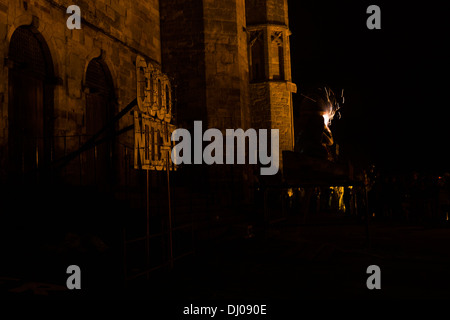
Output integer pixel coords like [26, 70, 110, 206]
[0, 22, 7, 41]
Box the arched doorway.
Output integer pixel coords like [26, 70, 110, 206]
[84, 58, 116, 188]
[8, 26, 54, 183]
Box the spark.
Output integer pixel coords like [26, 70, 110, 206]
[323, 113, 330, 126]
[300, 93, 317, 103]
[324, 87, 330, 103]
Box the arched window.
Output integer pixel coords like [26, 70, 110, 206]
[249, 30, 265, 82]
[85, 58, 115, 186]
[271, 31, 284, 80]
[8, 26, 54, 181]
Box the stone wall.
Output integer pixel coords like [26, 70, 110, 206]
[245, 0, 288, 26]
[269, 81, 294, 153]
[161, 0, 253, 205]
[250, 81, 294, 154]
[266, 0, 288, 25]
[0, 0, 161, 186]
[160, 0, 207, 126]
[203, 0, 252, 204]
[245, 0, 267, 25]
[0, 0, 296, 201]
[246, 0, 296, 172]
[202, 0, 252, 132]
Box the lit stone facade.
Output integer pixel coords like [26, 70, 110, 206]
[0, 0, 162, 194]
[0, 0, 295, 202]
[246, 0, 297, 161]
[161, 0, 296, 183]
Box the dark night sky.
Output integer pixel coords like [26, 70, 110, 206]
[288, 0, 448, 174]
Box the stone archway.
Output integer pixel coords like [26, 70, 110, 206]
[8, 26, 54, 183]
[84, 58, 116, 188]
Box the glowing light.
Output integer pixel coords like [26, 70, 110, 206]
[323, 113, 330, 126]
[329, 186, 346, 212]
[446, 212, 449, 221]
[372, 213, 376, 217]
[287, 188, 294, 198]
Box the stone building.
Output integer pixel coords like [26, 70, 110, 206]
[160, 0, 296, 203]
[0, 0, 296, 280]
[246, 0, 296, 154]
[0, 0, 161, 188]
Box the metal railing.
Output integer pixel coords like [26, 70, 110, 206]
[6, 97, 195, 283]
